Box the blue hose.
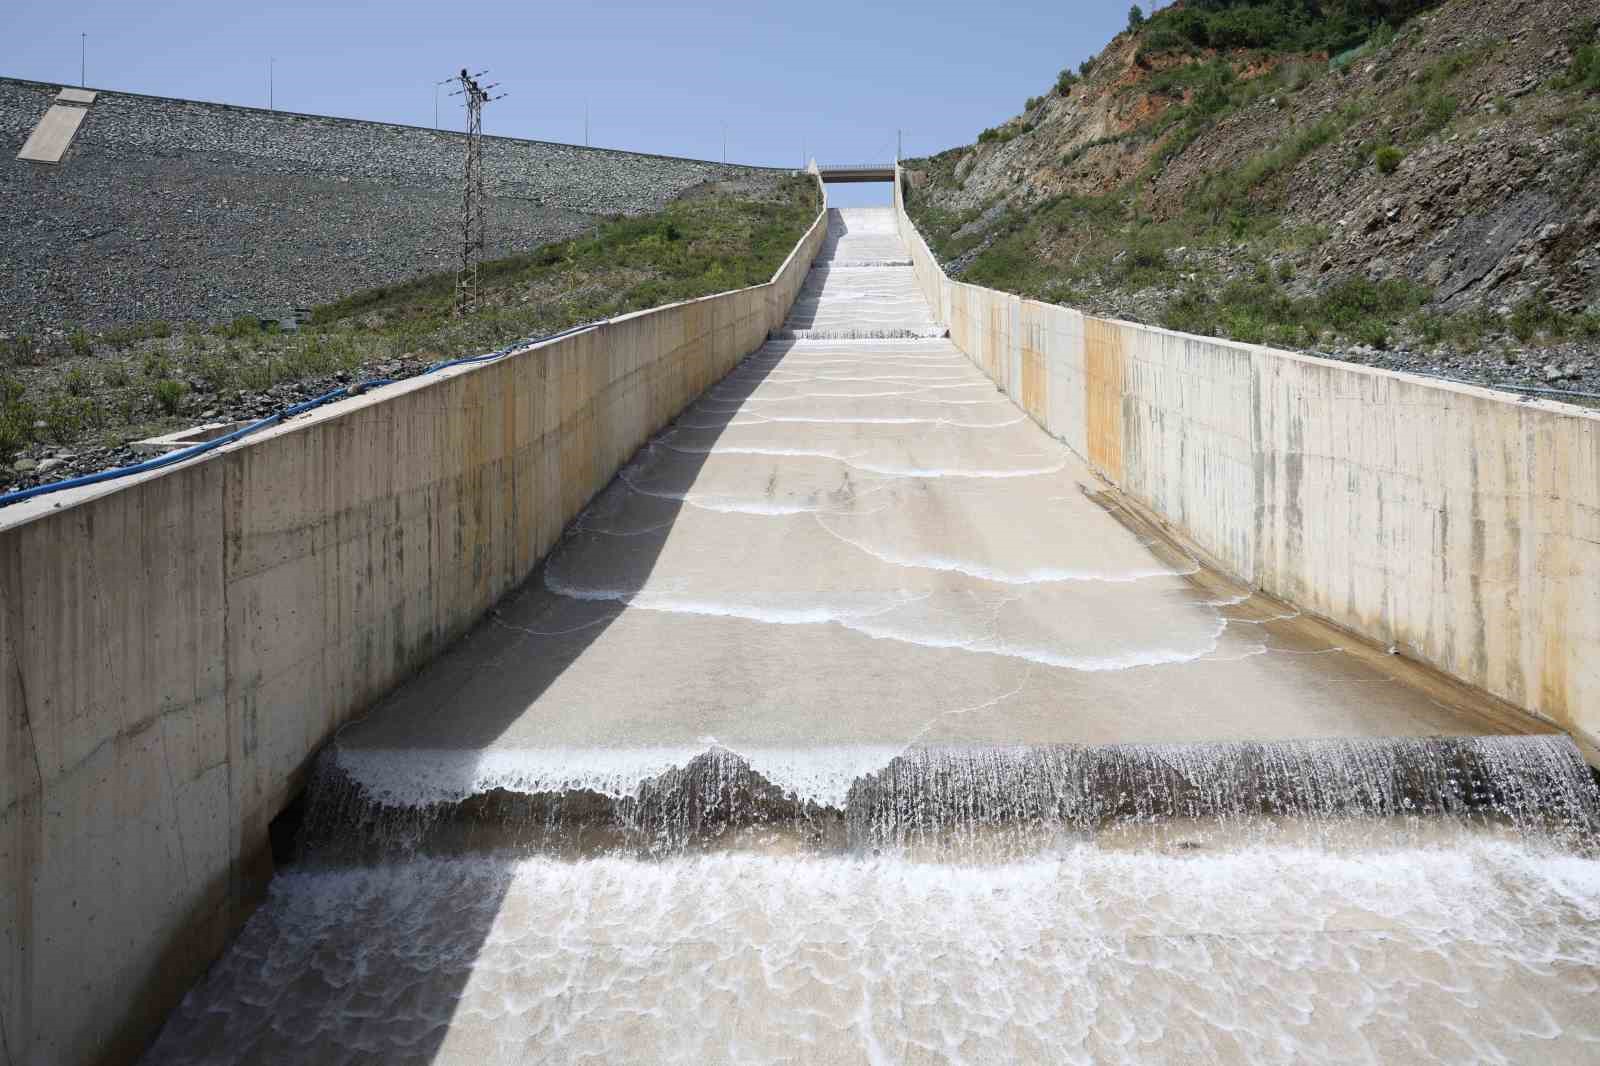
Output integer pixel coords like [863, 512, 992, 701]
[1, 320, 598, 509]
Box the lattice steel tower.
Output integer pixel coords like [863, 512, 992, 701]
[449, 68, 503, 315]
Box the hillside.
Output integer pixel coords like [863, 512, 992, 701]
[0, 77, 773, 333]
[1, 174, 816, 492]
[902, 0, 1600, 396]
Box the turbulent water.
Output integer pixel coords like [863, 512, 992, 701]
[140, 208, 1600, 1065]
[143, 734, 1600, 1065]
[148, 837, 1600, 1065]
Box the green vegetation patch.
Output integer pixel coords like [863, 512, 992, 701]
[1134, 1, 1438, 62]
[1164, 274, 1429, 347]
[314, 176, 816, 329]
[1567, 21, 1600, 94]
[1, 176, 818, 471]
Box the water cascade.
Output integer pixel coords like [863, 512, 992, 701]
[140, 208, 1600, 1065]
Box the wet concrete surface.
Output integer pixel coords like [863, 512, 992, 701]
[335, 208, 1545, 808]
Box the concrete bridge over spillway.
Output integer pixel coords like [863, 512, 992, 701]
[6, 186, 1600, 1064]
[815, 163, 896, 183]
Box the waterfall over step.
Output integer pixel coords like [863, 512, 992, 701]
[295, 735, 1600, 865]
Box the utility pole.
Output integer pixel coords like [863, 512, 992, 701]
[897, 129, 902, 162]
[80, 33, 85, 87]
[448, 68, 505, 316]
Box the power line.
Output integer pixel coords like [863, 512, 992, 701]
[433, 76, 452, 130]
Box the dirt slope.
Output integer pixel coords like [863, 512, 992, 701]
[904, 0, 1600, 396]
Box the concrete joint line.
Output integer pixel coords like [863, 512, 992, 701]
[11, 656, 44, 805]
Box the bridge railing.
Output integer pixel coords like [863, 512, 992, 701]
[816, 164, 895, 181]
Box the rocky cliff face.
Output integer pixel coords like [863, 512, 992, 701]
[904, 0, 1600, 394]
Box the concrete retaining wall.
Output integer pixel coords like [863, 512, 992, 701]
[0, 181, 827, 1066]
[894, 166, 1600, 759]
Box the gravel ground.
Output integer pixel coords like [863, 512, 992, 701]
[942, 255, 1600, 406]
[1, 77, 782, 331]
[3, 355, 438, 494]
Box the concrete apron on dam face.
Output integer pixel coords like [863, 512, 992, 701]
[139, 209, 1600, 1066]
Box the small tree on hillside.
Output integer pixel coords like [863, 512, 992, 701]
[1128, 5, 1145, 32]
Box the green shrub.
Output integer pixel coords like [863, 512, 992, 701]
[1571, 44, 1600, 94]
[0, 417, 24, 466]
[1410, 312, 1446, 346]
[197, 354, 233, 393]
[1374, 144, 1404, 173]
[67, 328, 92, 357]
[1128, 4, 1145, 32]
[1025, 95, 1043, 111]
[1162, 286, 1218, 336]
[1354, 317, 1391, 348]
[240, 360, 275, 393]
[978, 124, 1028, 145]
[143, 351, 172, 378]
[2, 333, 32, 367]
[152, 378, 186, 415]
[1421, 92, 1458, 133]
[64, 367, 92, 396]
[219, 315, 272, 340]
[103, 364, 131, 388]
[0, 376, 31, 465]
[1115, 229, 1174, 288]
[44, 391, 90, 441]
[1508, 294, 1562, 342]
[1056, 68, 1078, 95]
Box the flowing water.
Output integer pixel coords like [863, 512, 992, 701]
[141, 210, 1600, 1065]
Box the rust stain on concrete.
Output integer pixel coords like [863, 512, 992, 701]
[1020, 306, 1048, 423]
[1084, 317, 1125, 483]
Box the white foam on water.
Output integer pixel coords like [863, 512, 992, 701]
[542, 568, 1225, 676]
[754, 413, 1027, 428]
[655, 440, 1066, 481]
[145, 841, 1600, 1066]
[847, 612, 1228, 673]
[332, 745, 712, 806]
[615, 469, 878, 516]
[335, 742, 914, 810]
[847, 457, 1066, 479]
[815, 516, 1193, 586]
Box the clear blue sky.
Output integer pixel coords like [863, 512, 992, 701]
[2, 0, 1134, 207]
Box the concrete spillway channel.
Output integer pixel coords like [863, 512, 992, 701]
[143, 210, 1600, 1064]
